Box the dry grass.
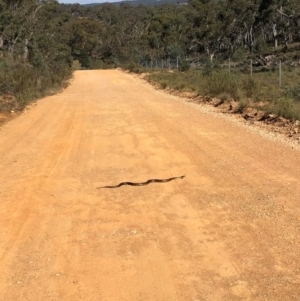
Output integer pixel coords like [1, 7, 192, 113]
[147, 65, 300, 121]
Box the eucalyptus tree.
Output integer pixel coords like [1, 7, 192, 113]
[256, 0, 300, 49]
[0, 0, 59, 59]
[275, 0, 300, 48]
[0, 0, 72, 108]
[146, 4, 190, 60]
[188, 0, 229, 60]
[223, 0, 261, 54]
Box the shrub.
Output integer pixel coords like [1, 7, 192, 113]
[0, 56, 72, 112]
[254, 37, 269, 53]
[205, 71, 239, 100]
[176, 83, 186, 90]
[72, 60, 82, 70]
[202, 60, 221, 77]
[232, 48, 247, 62]
[235, 98, 249, 113]
[217, 92, 231, 103]
[272, 97, 296, 120]
[283, 84, 300, 102]
[123, 61, 142, 73]
[242, 77, 259, 99]
[160, 82, 167, 89]
[178, 59, 190, 72]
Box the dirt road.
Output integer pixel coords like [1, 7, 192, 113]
[0, 70, 300, 301]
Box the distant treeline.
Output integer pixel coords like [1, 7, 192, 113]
[56, 0, 300, 69]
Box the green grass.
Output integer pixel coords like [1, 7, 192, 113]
[148, 70, 205, 94]
[147, 65, 300, 121]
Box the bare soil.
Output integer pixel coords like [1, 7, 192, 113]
[0, 70, 300, 301]
[144, 74, 300, 144]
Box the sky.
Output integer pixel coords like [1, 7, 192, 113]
[58, 0, 122, 3]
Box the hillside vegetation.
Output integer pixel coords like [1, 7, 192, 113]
[1, 0, 300, 120]
[0, 0, 72, 112]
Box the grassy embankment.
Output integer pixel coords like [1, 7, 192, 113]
[125, 50, 300, 122]
[0, 58, 71, 113]
[145, 65, 300, 121]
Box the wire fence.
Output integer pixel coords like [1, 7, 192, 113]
[140, 56, 288, 88]
[140, 57, 190, 70]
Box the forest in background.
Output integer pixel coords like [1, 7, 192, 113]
[1, 0, 300, 118]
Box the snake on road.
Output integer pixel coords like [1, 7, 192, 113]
[98, 175, 185, 189]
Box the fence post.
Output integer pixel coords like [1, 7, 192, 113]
[229, 58, 231, 74]
[161, 59, 163, 69]
[176, 56, 179, 70]
[279, 60, 282, 87]
[250, 59, 253, 77]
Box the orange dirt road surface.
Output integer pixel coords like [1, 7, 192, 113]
[1, 70, 300, 301]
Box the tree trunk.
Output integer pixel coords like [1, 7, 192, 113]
[23, 38, 29, 61]
[272, 23, 278, 49]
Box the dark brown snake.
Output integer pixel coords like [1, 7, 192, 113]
[98, 175, 185, 189]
